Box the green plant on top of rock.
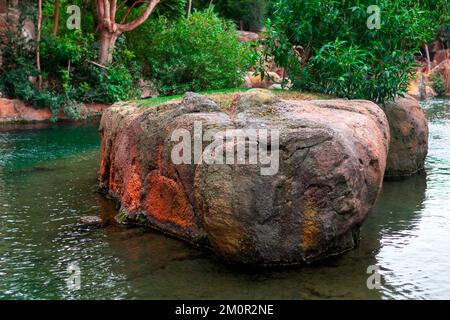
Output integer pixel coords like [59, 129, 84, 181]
[255, 0, 449, 105]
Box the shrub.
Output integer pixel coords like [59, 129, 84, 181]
[129, 9, 247, 96]
[256, 0, 449, 104]
[430, 73, 447, 97]
[0, 26, 140, 119]
[193, 0, 269, 31]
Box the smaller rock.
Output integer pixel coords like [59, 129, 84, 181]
[243, 71, 286, 89]
[237, 31, 259, 42]
[79, 216, 104, 227]
[243, 74, 253, 88]
[384, 94, 429, 178]
[408, 73, 437, 100]
[239, 88, 279, 106]
[268, 84, 283, 90]
[22, 19, 35, 41]
[433, 49, 450, 66]
[138, 79, 159, 99]
[180, 92, 220, 113]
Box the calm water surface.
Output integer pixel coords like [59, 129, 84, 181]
[0, 100, 449, 300]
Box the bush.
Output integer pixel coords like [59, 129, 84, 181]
[0, 26, 140, 119]
[193, 0, 269, 31]
[129, 9, 247, 96]
[256, 0, 449, 104]
[430, 73, 447, 97]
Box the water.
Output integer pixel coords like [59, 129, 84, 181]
[0, 100, 449, 300]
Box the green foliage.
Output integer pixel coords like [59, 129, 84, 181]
[256, 0, 449, 104]
[115, 0, 187, 24]
[153, 0, 188, 19]
[0, 21, 63, 119]
[129, 9, 246, 96]
[0, 2, 141, 119]
[430, 73, 447, 97]
[42, 0, 96, 35]
[193, 0, 269, 31]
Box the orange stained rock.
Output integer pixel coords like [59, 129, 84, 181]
[301, 196, 321, 252]
[145, 171, 194, 229]
[123, 163, 143, 211]
[99, 143, 108, 181]
[108, 152, 118, 193]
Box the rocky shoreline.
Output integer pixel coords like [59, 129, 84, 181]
[0, 98, 110, 123]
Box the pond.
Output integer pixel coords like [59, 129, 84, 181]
[0, 99, 449, 300]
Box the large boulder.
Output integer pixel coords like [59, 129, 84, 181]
[384, 95, 429, 178]
[99, 89, 390, 265]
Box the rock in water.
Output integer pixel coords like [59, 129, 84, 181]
[79, 216, 103, 227]
[99, 89, 390, 265]
[384, 95, 429, 178]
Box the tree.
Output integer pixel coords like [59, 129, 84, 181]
[37, 0, 43, 88]
[94, 0, 161, 65]
[257, 0, 449, 104]
[52, 0, 60, 35]
[187, 0, 192, 16]
[193, 0, 269, 31]
[0, 0, 7, 13]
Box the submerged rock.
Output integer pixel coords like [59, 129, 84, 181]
[99, 89, 390, 265]
[79, 216, 104, 227]
[384, 95, 429, 178]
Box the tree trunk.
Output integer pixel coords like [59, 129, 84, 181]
[0, 0, 7, 14]
[424, 43, 432, 73]
[52, 0, 60, 36]
[95, 0, 160, 65]
[99, 31, 119, 65]
[37, 0, 43, 88]
[188, 0, 192, 16]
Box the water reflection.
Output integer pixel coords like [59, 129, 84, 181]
[373, 100, 450, 299]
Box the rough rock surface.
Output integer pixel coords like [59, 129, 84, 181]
[0, 99, 52, 122]
[237, 31, 259, 42]
[431, 60, 450, 94]
[0, 98, 109, 123]
[99, 89, 390, 265]
[384, 95, 429, 178]
[408, 74, 437, 100]
[79, 216, 104, 227]
[433, 49, 450, 66]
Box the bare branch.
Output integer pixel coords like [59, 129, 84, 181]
[118, 0, 160, 32]
[120, 0, 149, 24]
